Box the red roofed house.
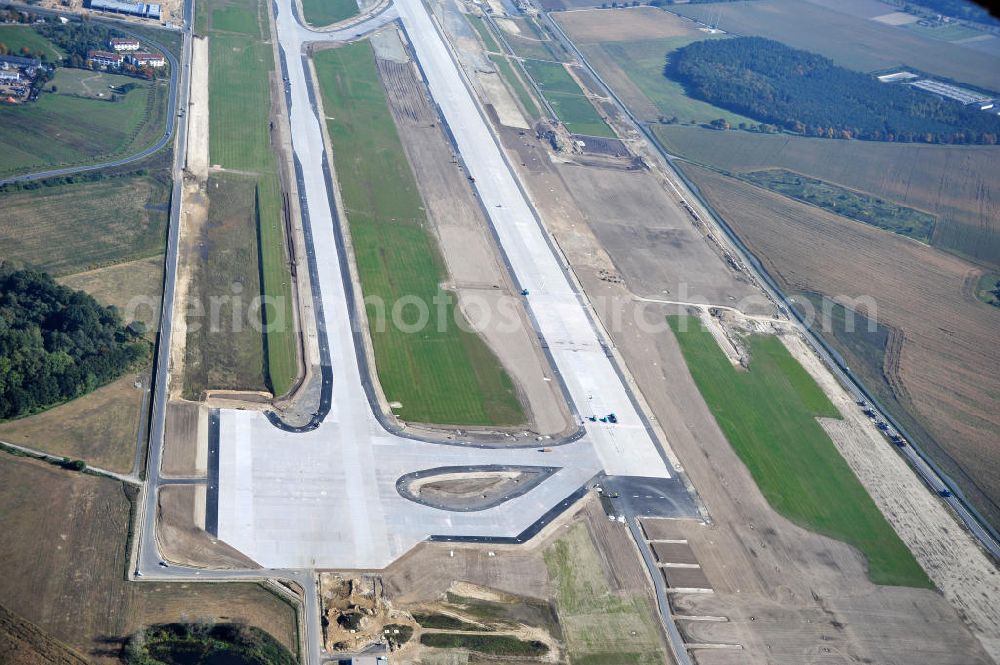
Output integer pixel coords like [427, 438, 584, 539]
[87, 50, 124, 69]
[128, 52, 166, 68]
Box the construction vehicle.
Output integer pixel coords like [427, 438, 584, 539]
[538, 447, 553, 453]
[938, 488, 953, 498]
[520, 288, 529, 296]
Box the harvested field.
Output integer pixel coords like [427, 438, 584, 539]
[183, 173, 268, 398]
[554, 7, 701, 43]
[0, 173, 170, 276]
[0, 371, 145, 473]
[681, 164, 1000, 531]
[0, 455, 298, 663]
[314, 41, 527, 426]
[668, 0, 1000, 92]
[0, 605, 87, 665]
[59, 255, 165, 335]
[657, 125, 1000, 266]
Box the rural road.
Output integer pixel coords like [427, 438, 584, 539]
[0, 5, 183, 186]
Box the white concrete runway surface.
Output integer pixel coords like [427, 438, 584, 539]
[213, 0, 682, 570]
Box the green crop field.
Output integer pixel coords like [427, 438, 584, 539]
[0, 172, 170, 276]
[668, 315, 930, 588]
[204, 0, 297, 396]
[521, 59, 613, 137]
[0, 25, 64, 59]
[0, 77, 167, 178]
[492, 55, 539, 119]
[545, 523, 667, 664]
[592, 38, 756, 126]
[313, 42, 526, 426]
[300, 0, 357, 28]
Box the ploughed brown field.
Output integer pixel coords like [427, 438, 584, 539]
[0, 455, 298, 664]
[680, 164, 1000, 526]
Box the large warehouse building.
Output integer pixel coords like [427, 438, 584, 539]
[87, 0, 161, 20]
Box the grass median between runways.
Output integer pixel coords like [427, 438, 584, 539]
[668, 315, 930, 588]
[313, 42, 525, 427]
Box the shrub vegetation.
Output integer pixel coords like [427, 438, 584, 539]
[0, 264, 149, 420]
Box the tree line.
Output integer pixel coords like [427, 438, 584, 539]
[665, 36, 1000, 144]
[0, 264, 150, 420]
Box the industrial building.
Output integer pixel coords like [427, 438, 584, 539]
[87, 0, 162, 20]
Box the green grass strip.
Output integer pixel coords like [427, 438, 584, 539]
[668, 315, 931, 588]
[206, 0, 296, 396]
[491, 55, 539, 120]
[313, 42, 525, 426]
[300, 0, 358, 28]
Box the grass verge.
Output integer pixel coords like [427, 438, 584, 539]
[204, 0, 297, 396]
[521, 58, 613, 137]
[491, 55, 539, 119]
[544, 523, 666, 664]
[313, 41, 525, 426]
[300, 0, 358, 28]
[668, 315, 931, 588]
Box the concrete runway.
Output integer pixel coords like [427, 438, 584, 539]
[202, 0, 694, 571]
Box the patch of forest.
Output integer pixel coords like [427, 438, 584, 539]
[0, 264, 149, 420]
[665, 36, 1000, 144]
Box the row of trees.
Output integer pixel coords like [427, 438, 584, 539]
[0, 264, 149, 420]
[665, 37, 1000, 144]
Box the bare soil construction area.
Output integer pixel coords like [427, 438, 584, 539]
[485, 116, 993, 662]
[683, 164, 1000, 531]
[0, 455, 297, 663]
[380, 495, 670, 664]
